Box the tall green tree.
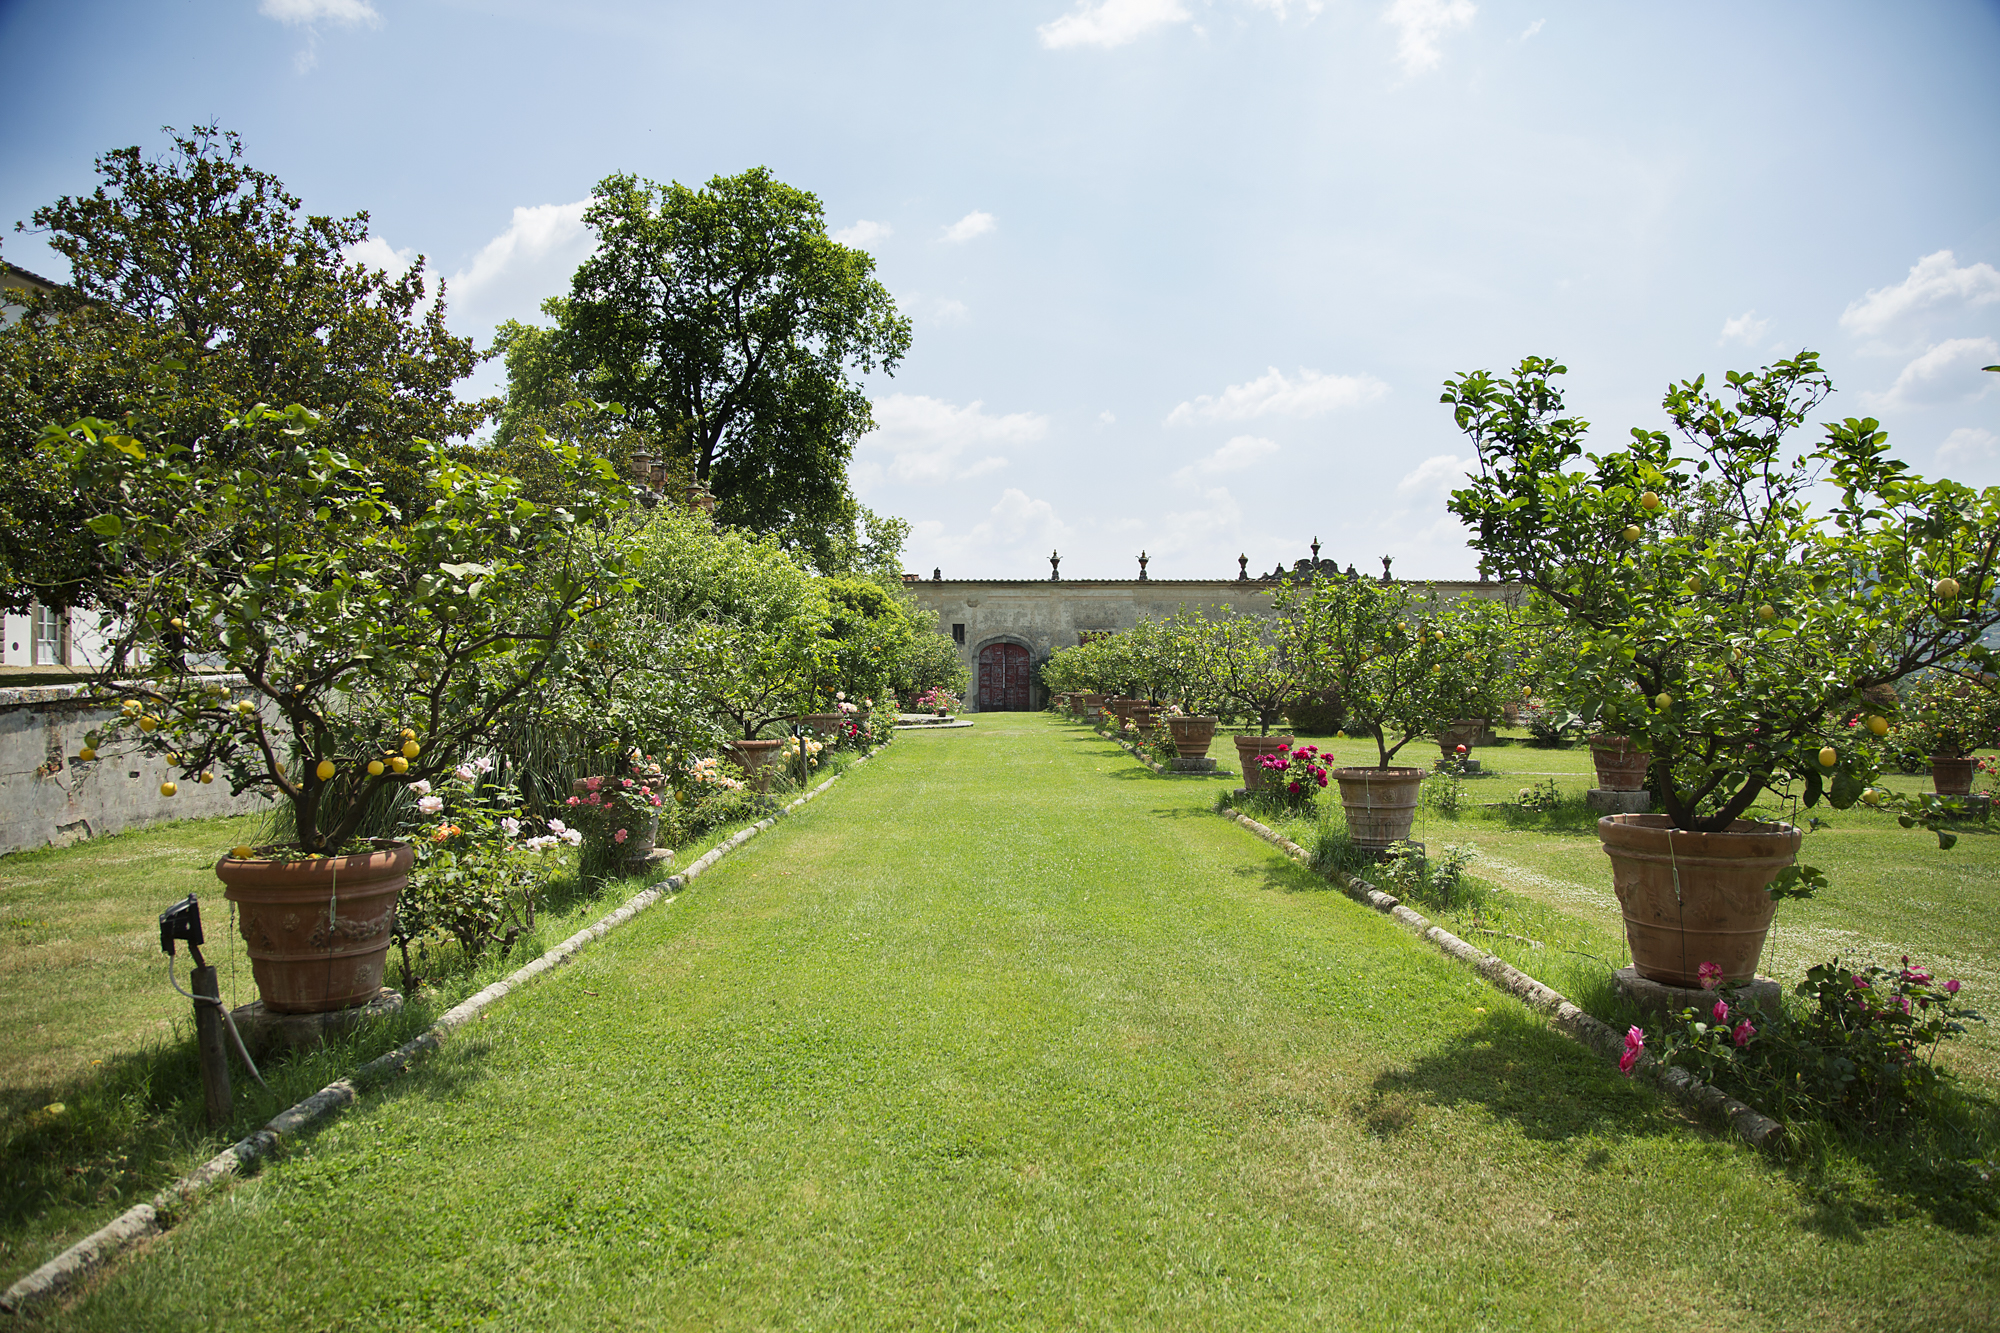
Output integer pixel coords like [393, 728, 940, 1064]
[0, 125, 487, 612]
[557, 167, 912, 566]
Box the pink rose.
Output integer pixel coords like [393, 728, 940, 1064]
[1945, 979, 1961, 995]
[614, 828, 628, 843]
[566, 795, 580, 806]
[1619, 1026, 1645, 1076]
[1697, 962, 1723, 990]
[1732, 1020, 1755, 1047]
[1711, 999, 1729, 1024]
[621, 777, 634, 788]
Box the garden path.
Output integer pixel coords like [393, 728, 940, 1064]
[46, 714, 1998, 1331]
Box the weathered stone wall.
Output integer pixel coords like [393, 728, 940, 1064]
[0, 679, 271, 855]
[906, 578, 1523, 711]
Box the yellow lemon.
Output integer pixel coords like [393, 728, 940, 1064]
[1818, 747, 1837, 768]
[401, 740, 420, 759]
[1867, 715, 1888, 736]
[78, 747, 97, 762]
[235, 700, 255, 714]
[1622, 525, 1642, 542]
[1655, 692, 1674, 709]
[1757, 604, 1776, 621]
[390, 756, 409, 774]
[1686, 575, 1704, 592]
[1936, 576, 1960, 599]
[1639, 491, 1661, 511]
[368, 759, 385, 776]
[231, 845, 253, 860]
[315, 759, 336, 781]
[1863, 789, 1881, 806]
[159, 781, 178, 797]
[401, 728, 417, 741]
[169, 616, 186, 630]
[138, 715, 159, 732]
[199, 771, 213, 784]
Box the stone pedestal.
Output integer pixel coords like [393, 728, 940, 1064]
[626, 847, 675, 875]
[1613, 967, 1781, 1022]
[1586, 787, 1651, 814]
[1170, 757, 1218, 773]
[229, 988, 404, 1059]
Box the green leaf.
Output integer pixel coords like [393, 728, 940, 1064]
[85, 514, 124, 538]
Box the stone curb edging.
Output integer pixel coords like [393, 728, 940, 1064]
[0, 749, 880, 1316]
[1217, 807, 1786, 1154]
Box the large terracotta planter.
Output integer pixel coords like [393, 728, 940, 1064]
[1332, 766, 1425, 851]
[1234, 734, 1294, 792]
[1167, 715, 1218, 759]
[1589, 735, 1652, 792]
[218, 842, 413, 1014]
[1435, 718, 1485, 760]
[1080, 693, 1105, 718]
[802, 712, 844, 736]
[1931, 756, 1976, 796]
[725, 738, 785, 793]
[1598, 813, 1802, 986]
[1132, 704, 1161, 738]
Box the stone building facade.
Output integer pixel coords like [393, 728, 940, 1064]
[905, 574, 1522, 713]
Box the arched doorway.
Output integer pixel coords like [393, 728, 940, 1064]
[976, 641, 1031, 711]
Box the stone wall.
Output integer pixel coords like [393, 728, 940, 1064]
[906, 577, 1523, 712]
[0, 679, 271, 856]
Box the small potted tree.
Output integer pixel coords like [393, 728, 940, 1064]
[1891, 671, 2000, 796]
[63, 406, 623, 1012]
[1185, 591, 1331, 790]
[1306, 577, 1508, 849]
[1444, 353, 2000, 985]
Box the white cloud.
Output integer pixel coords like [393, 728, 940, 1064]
[833, 219, 892, 247]
[1098, 410, 1117, 424]
[940, 211, 996, 243]
[260, 0, 380, 25]
[861, 394, 1048, 484]
[1166, 366, 1387, 426]
[930, 298, 970, 324]
[1383, 0, 1476, 75]
[445, 200, 595, 329]
[1038, 0, 1190, 49]
[1863, 337, 2000, 410]
[1172, 435, 1280, 483]
[1938, 427, 1998, 471]
[1840, 250, 2000, 338]
[909, 489, 1073, 574]
[1719, 310, 1770, 346]
[1396, 453, 1473, 496]
[342, 235, 415, 279]
[1519, 17, 1544, 39]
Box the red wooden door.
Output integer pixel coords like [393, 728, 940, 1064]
[977, 642, 1031, 711]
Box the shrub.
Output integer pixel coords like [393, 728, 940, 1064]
[1283, 688, 1345, 735]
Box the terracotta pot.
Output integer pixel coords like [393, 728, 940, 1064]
[1931, 755, 1976, 796]
[1435, 718, 1485, 760]
[1080, 693, 1105, 716]
[1332, 766, 1425, 851]
[218, 842, 412, 1014]
[725, 738, 785, 793]
[802, 711, 844, 735]
[1132, 704, 1161, 737]
[1166, 715, 1218, 759]
[1598, 813, 1802, 987]
[1589, 735, 1652, 792]
[1234, 734, 1295, 792]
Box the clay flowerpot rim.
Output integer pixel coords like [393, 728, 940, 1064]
[1330, 765, 1425, 778]
[1597, 811, 1802, 852]
[217, 838, 414, 872]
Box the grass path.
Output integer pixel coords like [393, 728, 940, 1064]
[48, 716, 1996, 1330]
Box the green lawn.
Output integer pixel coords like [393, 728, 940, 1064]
[0, 754, 867, 1293]
[33, 714, 1996, 1330]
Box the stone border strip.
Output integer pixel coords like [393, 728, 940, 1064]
[0, 750, 879, 1316]
[1218, 806, 1785, 1153]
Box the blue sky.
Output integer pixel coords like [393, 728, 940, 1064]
[3, 0, 1998, 580]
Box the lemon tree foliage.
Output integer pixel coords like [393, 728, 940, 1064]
[555, 167, 912, 569]
[1306, 578, 1516, 769]
[0, 126, 485, 615]
[1443, 352, 2000, 837]
[58, 405, 627, 855]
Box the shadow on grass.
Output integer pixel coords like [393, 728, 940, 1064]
[1361, 1007, 1669, 1145]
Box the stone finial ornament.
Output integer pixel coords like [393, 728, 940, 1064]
[1049, 550, 1061, 581]
[1137, 550, 1149, 581]
[1237, 553, 1249, 581]
[933, 567, 941, 581]
[1380, 555, 1394, 583]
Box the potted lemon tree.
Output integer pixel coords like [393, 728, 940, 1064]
[1443, 352, 2000, 985]
[61, 405, 626, 1012]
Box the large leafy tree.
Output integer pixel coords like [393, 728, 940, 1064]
[556, 167, 912, 566]
[0, 125, 486, 613]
